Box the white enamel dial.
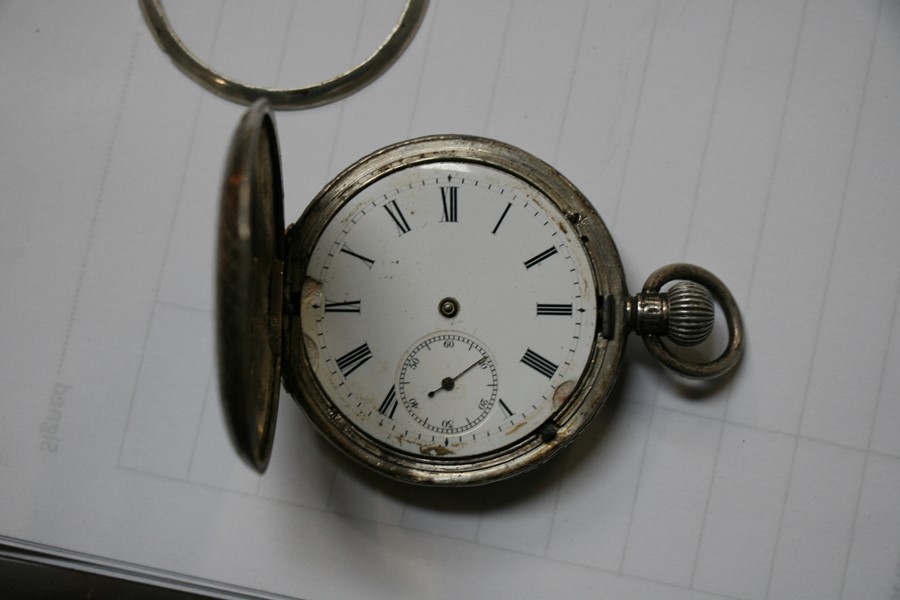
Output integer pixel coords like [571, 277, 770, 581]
[300, 160, 598, 458]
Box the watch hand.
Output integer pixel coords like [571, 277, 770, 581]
[427, 357, 486, 398]
[454, 356, 487, 381]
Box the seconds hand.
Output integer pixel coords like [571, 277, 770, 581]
[427, 357, 486, 398]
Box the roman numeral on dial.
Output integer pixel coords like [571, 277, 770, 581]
[378, 385, 398, 419]
[335, 343, 372, 377]
[521, 348, 558, 379]
[492, 202, 512, 235]
[536, 303, 573, 316]
[524, 246, 558, 269]
[340, 246, 375, 269]
[384, 199, 411, 236]
[440, 186, 458, 222]
[324, 300, 361, 313]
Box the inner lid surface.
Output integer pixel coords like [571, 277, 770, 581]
[216, 99, 285, 473]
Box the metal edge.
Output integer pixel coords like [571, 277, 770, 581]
[139, 0, 429, 109]
[216, 99, 285, 472]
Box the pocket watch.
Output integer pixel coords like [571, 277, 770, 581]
[217, 100, 744, 486]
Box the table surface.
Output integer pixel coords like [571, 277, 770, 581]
[1, 2, 899, 599]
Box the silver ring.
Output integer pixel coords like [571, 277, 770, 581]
[139, 0, 429, 110]
[640, 263, 744, 380]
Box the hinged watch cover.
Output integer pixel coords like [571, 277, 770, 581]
[216, 100, 285, 472]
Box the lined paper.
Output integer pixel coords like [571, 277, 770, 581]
[1, 2, 899, 599]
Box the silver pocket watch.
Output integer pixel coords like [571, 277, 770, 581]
[216, 101, 743, 486]
[139, 0, 743, 486]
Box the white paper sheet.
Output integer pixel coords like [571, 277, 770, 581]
[2, 1, 899, 599]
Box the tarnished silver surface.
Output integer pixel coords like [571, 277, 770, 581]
[630, 281, 716, 346]
[666, 281, 716, 346]
[216, 100, 284, 471]
[631, 263, 744, 380]
[139, 0, 429, 109]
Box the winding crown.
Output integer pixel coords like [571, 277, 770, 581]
[665, 281, 715, 346]
[630, 280, 716, 346]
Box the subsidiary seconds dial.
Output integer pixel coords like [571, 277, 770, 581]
[397, 332, 498, 435]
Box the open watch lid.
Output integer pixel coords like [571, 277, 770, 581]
[216, 100, 285, 472]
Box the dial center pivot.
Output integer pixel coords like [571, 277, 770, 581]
[438, 297, 459, 318]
